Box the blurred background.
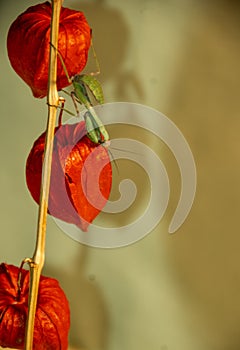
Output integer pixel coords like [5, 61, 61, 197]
[0, 0, 240, 349]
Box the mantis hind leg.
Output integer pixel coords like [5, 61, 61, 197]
[57, 98, 76, 125]
[60, 89, 81, 116]
[70, 92, 80, 114]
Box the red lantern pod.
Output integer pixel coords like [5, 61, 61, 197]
[0, 263, 70, 350]
[26, 122, 112, 231]
[7, 1, 91, 98]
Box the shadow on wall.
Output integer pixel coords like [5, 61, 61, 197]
[162, 1, 240, 349]
[66, 0, 148, 229]
[69, 0, 144, 101]
[45, 246, 109, 350]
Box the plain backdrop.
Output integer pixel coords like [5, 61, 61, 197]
[0, 0, 240, 349]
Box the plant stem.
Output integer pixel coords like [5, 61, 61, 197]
[24, 0, 63, 348]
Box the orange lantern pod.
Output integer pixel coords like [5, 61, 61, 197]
[0, 263, 70, 349]
[7, 1, 91, 98]
[26, 121, 112, 231]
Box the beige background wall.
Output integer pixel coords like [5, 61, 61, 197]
[1, 0, 240, 349]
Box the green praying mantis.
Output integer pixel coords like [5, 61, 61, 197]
[71, 74, 110, 146]
[52, 42, 110, 146]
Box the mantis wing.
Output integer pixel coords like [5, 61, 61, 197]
[79, 75, 104, 105]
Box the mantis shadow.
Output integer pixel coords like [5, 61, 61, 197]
[68, 0, 144, 102]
